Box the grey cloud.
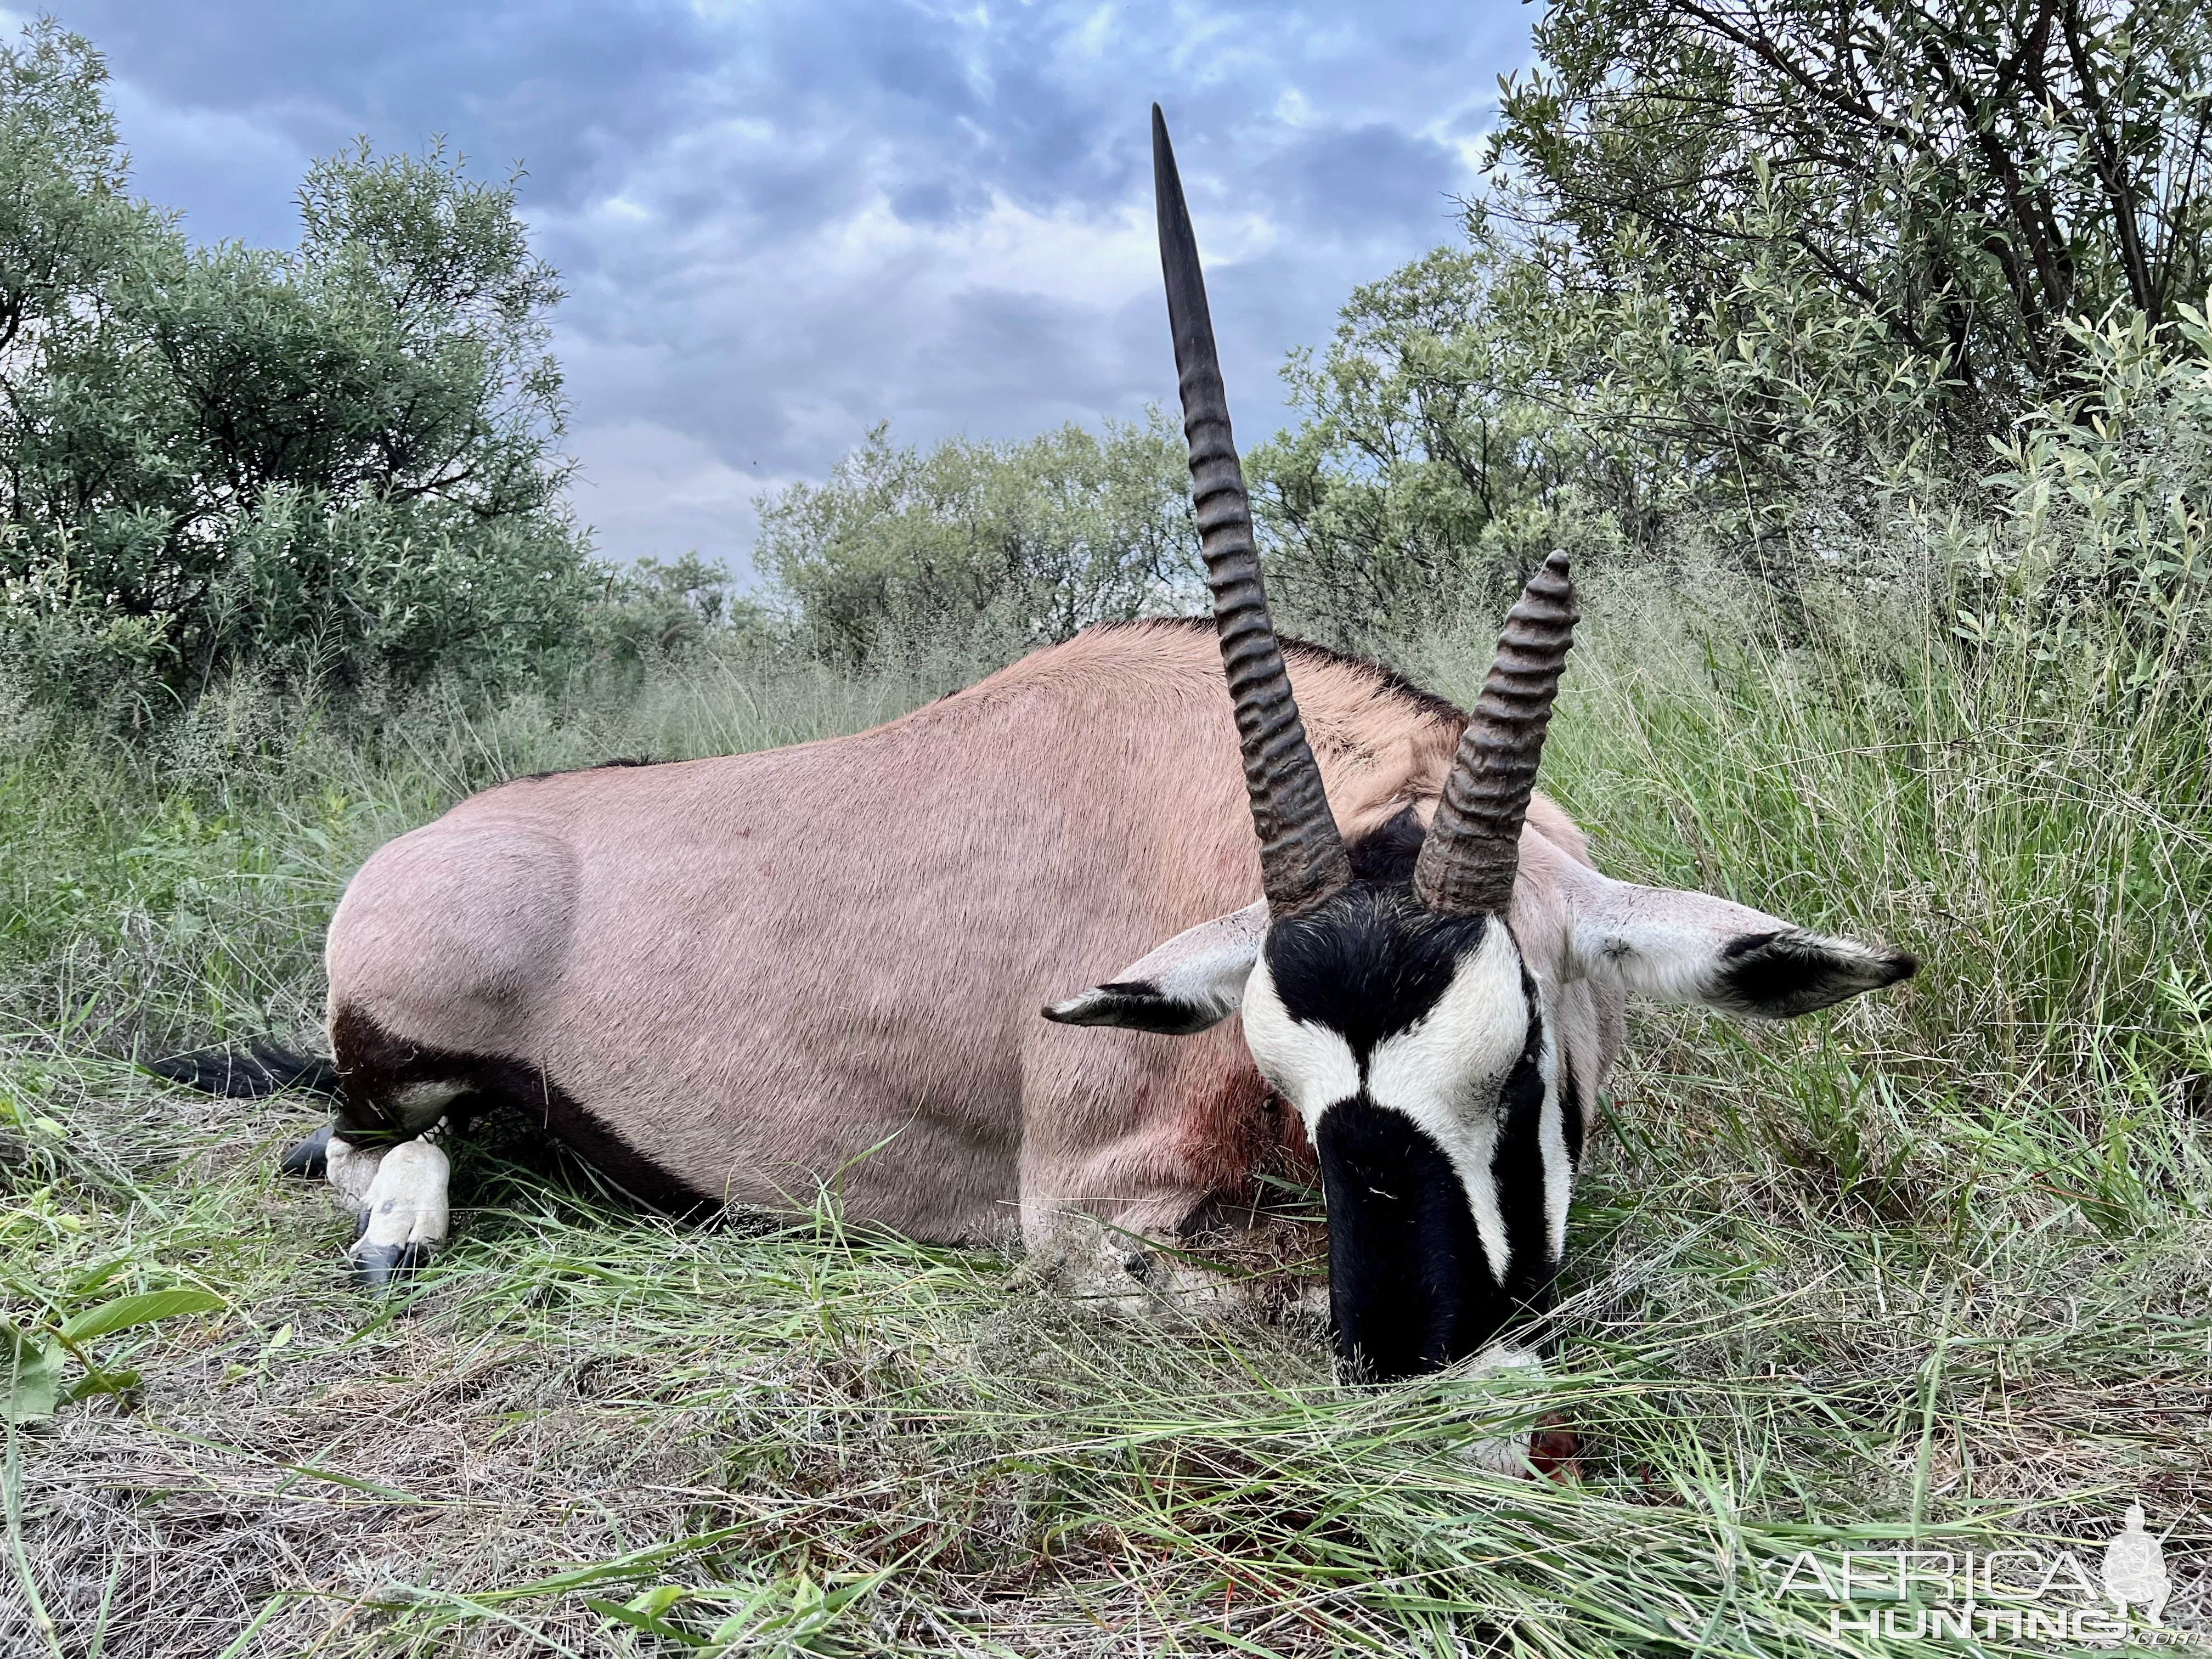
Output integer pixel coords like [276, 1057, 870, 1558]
[44, 0, 1534, 575]
[1263, 123, 1469, 236]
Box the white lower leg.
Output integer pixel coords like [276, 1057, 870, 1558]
[1446, 1346, 1568, 1479]
[348, 1138, 451, 1288]
[325, 1135, 387, 1213]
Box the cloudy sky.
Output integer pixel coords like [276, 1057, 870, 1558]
[37, 2, 1534, 580]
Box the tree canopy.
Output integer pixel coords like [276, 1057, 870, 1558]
[0, 21, 601, 712]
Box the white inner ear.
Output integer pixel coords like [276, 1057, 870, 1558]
[1126, 899, 1268, 1018]
[1365, 923, 1534, 1282]
[1561, 866, 1794, 1007]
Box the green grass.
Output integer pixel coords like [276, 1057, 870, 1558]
[2, 594, 2207, 1656]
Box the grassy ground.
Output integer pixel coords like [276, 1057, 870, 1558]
[2, 591, 2208, 1656]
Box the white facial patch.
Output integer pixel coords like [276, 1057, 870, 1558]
[1532, 990, 1570, 1265]
[1364, 923, 1535, 1282]
[1239, 955, 1361, 1128]
[1241, 923, 1567, 1284]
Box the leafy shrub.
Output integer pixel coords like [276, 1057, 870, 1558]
[1252, 0, 2212, 648]
[758, 415, 1200, 666]
[1245, 238, 1615, 646]
[0, 22, 601, 714]
[1969, 303, 2212, 678]
[1497, 0, 2212, 447]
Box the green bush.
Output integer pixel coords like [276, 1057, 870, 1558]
[1244, 238, 1613, 647]
[758, 414, 1200, 666]
[1497, 0, 2212, 450]
[0, 22, 602, 715]
[1245, 0, 2212, 644]
[1970, 303, 2212, 674]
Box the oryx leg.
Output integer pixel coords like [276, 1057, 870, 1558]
[1018, 1036, 1308, 1319]
[325, 1131, 388, 1211]
[327, 1078, 465, 1289]
[348, 1136, 452, 1289]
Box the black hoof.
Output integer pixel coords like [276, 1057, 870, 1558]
[281, 1123, 333, 1178]
[352, 1242, 431, 1291]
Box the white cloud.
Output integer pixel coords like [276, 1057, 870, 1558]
[827, 191, 1162, 308]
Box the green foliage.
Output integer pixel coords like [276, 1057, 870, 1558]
[1, 1280, 223, 1424]
[0, 22, 601, 713]
[1969, 302, 2212, 667]
[594, 552, 768, 663]
[1259, 0, 2212, 636]
[759, 414, 1200, 665]
[1497, 0, 2212, 443]
[0, 1314, 58, 1423]
[1246, 238, 1616, 645]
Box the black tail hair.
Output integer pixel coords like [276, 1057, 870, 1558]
[146, 1042, 342, 1099]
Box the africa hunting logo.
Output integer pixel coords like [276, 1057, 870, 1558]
[1769, 1503, 2193, 1645]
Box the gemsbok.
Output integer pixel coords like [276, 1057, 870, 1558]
[158, 108, 1915, 1386]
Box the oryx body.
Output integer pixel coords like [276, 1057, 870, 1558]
[312, 624, 1587, 1274]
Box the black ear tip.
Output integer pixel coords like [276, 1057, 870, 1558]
[1718, 930, 1921, 1017]
[1041, 989, 1110, 1025]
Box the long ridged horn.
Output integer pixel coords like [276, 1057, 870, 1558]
[1154, 105, 1350, 918]
[1413, 550, 1579, 916]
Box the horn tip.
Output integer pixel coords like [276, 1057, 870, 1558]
[1521, 547, 1578, 623]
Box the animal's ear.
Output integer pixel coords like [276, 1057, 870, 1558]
[1042, 901, 1267, 1035]
[1564, 874, 1915, 1020]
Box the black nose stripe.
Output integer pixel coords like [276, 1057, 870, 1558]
[1317, 996, 1558, 1384]
[1319, 1098, 1491, 1381]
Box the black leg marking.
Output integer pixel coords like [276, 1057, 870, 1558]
[281, 1122, 333, 1178]
[352, 1242, 431, 1291]
[330, 1007, 711, 1214]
